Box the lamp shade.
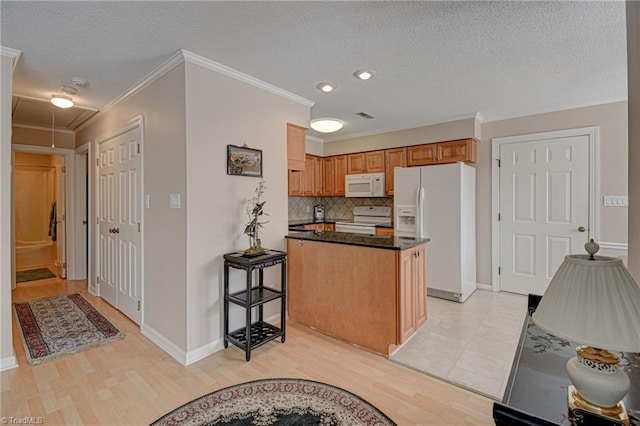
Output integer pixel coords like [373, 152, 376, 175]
[532, 255, 640, 353]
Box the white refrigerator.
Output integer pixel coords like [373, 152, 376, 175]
[394, 162, 476, 302]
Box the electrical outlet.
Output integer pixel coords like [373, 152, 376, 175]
[306, 205, 310, 213]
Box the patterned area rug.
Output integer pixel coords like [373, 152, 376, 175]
[16, 267, 56, 283]
[150, 378, 397, 426]
[14, 293, 124, 365]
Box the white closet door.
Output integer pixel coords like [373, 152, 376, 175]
[98, 125, 142, 324]
[500, 135, 589, 296]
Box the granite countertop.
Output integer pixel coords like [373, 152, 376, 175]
[288, 218, 394, 228]
[286, 230, 429, 251]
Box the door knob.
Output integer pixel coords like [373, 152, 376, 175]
[578, 226, 586, 232]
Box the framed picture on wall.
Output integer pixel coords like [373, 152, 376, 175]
[227, 145, 263, 177]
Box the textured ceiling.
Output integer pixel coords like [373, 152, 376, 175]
[1, 1, 628, 140]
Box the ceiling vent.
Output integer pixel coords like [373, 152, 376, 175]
[355, 112, 375, 119]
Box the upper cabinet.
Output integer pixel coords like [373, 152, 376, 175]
[287, 123, 306, 171]
[303, 155, 320, 196]
[407, 138, 477, 167]
[347, 150, 385, 174]
[384, 147, 407, 195]
[319, 157, 335, 196]
[333, 155, 347, 196]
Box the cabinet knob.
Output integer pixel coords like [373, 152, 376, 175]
[296, 240, 303, 246]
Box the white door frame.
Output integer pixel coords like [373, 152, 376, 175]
[94, 115, 144, 324]
[11, 144, 78, 284]
[491, 127, 599, 291]
[74, 142, 90, 283]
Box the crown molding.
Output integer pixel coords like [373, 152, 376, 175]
[0, 46, 22, 71]
[181, 49, 314, 108]
[75, 50, 185, 133]
[12, 123, 75, 135]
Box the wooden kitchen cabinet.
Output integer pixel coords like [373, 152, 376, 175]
[375, 227, 394, 236]
[398, 244, 427, 344]
[288, 170, 303, 196]
[287, 123, 306, 171]
[303, 223, 334, 231]
[303, 155, 320, 196]
[384, 147, 406, 195]
[319, 157, 335, 196]
[438, 138, 477, 164]
[347, 150, 385, 174]
[407, 139, 477, 167]
[407, 144, 439, 167]
[334, 155, 347, 196]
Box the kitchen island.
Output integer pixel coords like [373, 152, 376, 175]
[285, 230, 429, 356]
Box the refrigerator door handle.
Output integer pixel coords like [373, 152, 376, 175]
[416, 186, 425, 239]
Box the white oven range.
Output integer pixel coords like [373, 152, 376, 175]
[334, 206, 392, 235]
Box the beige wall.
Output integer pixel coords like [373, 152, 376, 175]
[322, 117, 478, 156]
[0, 53, 15, 368]
[183, 61, 309, 353]
[12, 126, 75, 149]
[628, 1, 640, 279]
[480, 102, 628, 284]
[76, 62, 189, 350]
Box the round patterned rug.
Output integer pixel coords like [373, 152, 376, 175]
[150, 378, 397, 426]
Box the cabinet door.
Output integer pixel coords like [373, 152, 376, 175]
[384, 148, 406, 195]
[320, 157, 334, 196]
[288, 170, 302, 196]
[414, 244, 427, 328]
[324, 223, 335, 231]
[398, 248, 416, 344]
[407, 144, 438, 167]
[375, 227, 394, 236]
[287, 123, 306, 171]
[365, 150, 385, 173]
[303, 223, 324, 230]
[303, 155, 318, 196]
[334, 155, 347, 196]
[437, 139, 477, 164]
[347, 153, 366, 174]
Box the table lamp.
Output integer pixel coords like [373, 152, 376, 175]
[532, 240, 640, 424]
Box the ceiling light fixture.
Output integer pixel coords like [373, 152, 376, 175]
[353, 69, 376, 81]
[50, 94, 74, 109]
[310, 118, 344, 133]
[316, 82, 337, 93]
[61, 85, 77, 95]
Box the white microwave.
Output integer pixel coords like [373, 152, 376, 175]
[345, 173, 385, 197]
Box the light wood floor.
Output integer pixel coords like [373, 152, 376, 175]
[2, 278, 495, 425]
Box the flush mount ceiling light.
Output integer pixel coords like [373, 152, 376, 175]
[316, 82, 337, 93]
[353, 69, 376, 81]
[310, 118, 344, 133]
[50, 94, 74, 108]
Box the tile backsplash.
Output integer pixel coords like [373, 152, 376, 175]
[288, 196, 393, 220]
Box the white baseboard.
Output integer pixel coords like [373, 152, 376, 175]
[0, 354, 18, 371]
[185, 339, 224, 366]
[477, 283, 493, 291]
[142, 323, 225, 366]
[141, 324, 188, 366]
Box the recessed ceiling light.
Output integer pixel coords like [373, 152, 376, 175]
[316, 82, 337, 93]
[50, 94, 74, 109]
[310, 118, 344, 133]
[354, 69, 376, 81]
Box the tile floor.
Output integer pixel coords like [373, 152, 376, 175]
[390, 289, 527, 401]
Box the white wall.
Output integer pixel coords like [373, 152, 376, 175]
[0, 49, 19, 370]
[628, 1, 640, 279]
[183, 60, 309, 355]
[76, 62, 189, 351]
[12, 126, 75, 149]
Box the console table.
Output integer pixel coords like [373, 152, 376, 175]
[495, 295, 639, 425]
[223, 249, 287, 361]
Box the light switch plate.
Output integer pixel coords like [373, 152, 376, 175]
[603, 195, 628, 207]
[170, 193, 181, 209]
